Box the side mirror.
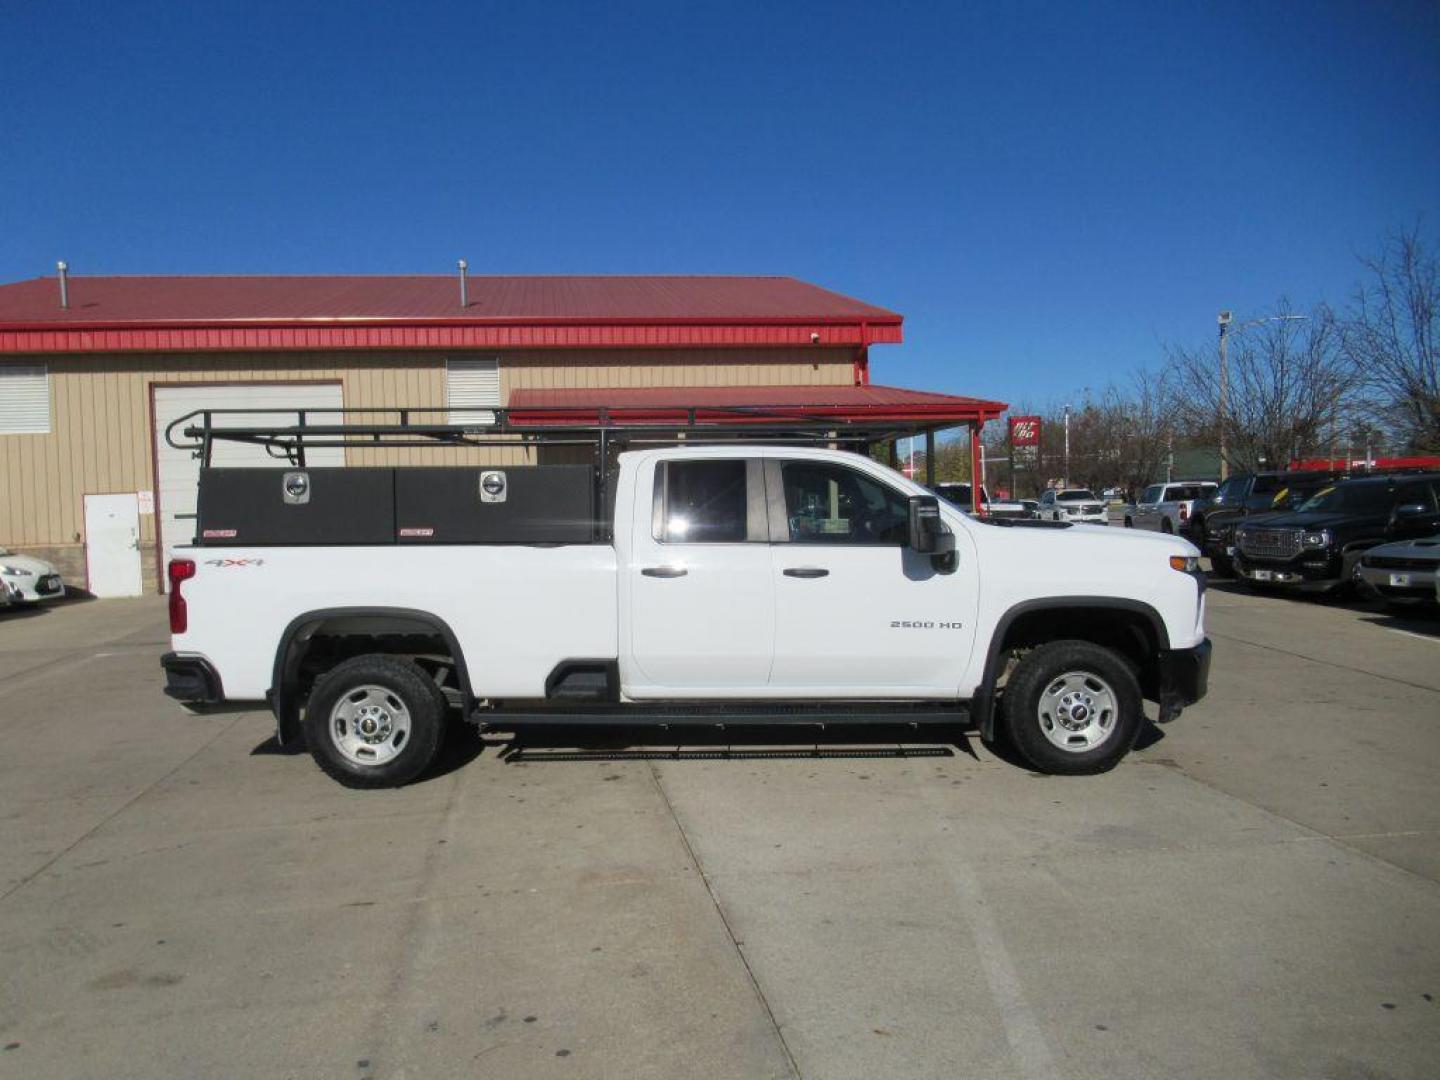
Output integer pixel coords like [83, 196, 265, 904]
[909, 496, 955, 555]
[1394, 502, 1430, 521]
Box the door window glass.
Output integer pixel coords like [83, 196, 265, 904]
[654, 460, 749, 543]
[1394, 481, 1437, 511]
[780, 461, 910, 544]
[1142, 485, 1162, 503]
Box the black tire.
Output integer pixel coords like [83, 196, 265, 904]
[1123, 516, 1133, 528]
[1161, 519, 1174, 534]
[1209, 554, 1234, 578]
[1000, 640, 1144, 775]
[304, 655, 447, 789]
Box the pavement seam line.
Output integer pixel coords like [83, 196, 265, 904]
[646, 762, 803, 1080]
[0, 650, 105, 692]
[913, 776, 1062, 1080]
[1208, 629, 1440, 694]
[1134, 761, 1440, 893]
[372, 766, 467, 1078]
[0, 713, 246, 906]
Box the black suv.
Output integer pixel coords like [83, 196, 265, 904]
[1232, 473, 1440, 594]
[1191, 470, 1343, 575]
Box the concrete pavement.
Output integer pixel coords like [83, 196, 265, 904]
[0, 590, 1437, 1078]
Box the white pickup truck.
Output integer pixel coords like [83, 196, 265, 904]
[162, 445, 1210, 788]
[1124, 481, 1218, 535]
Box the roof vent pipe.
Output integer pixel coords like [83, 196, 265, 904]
[457, 259, 468, 309]
[57, 260, 70, 309]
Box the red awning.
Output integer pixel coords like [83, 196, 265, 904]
[507, 384, 1006, 427]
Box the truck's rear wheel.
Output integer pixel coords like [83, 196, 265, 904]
[304, 655, 446, 788]
[1001, 640, 1143, 775]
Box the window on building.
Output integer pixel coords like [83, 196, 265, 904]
[780, 460, 910, 544]
[0, 364, 51, 434]
[653, 460, 750, 543]
[445, 358, 500, 425]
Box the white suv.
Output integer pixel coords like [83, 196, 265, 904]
[1038, 488, 1108, 525]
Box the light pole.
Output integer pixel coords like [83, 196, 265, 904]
[1216, 311, 1308, 481]
[1063, 403, 1071, 487]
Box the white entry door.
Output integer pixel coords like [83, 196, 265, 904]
[84, 493, 143, 597]
[152, 383, 345, 590]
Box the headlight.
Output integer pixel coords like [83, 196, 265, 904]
[1302, 531, 1329, 548]
[1169, 555, 1201, 573]
[1, 566, 33, 577]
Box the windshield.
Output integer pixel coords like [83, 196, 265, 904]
[1059, 490, 1096, 501]
[1297, 483, 1395, 514]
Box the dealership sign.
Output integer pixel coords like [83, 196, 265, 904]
[1009, 415, 1041, 446]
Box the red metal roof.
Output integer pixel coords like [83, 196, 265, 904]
[508, 384, 1007, 426]
[0, 274, 902, 354]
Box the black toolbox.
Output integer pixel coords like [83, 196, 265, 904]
[195, 467, 396, 545]
[194, 465, 595, 545]
[393, 466, 594, 543]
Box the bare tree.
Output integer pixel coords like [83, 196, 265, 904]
[1344, 227, 1440, 452]
[1168, 302, 1358, 473]
[1018, 371, 1177, 496]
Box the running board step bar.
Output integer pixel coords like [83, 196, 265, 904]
[480, 704, 971, 728]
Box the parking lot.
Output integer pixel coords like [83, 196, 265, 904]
[1, 585, 1438, 1080]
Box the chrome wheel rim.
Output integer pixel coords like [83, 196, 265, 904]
[1037, 671, 1118, 752]
[329, 685, 411, 766]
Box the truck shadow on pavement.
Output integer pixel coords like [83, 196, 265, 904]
[249, 720, 501, 782]
[1359, 612, 1440, 637]
[1207, 574, 1439, 632]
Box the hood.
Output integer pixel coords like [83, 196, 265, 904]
[1364, 534, 1440, 559]
[0, 553, 57, 576]
[1237, 511, 1370, 531]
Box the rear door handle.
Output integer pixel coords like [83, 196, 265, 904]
[641, 566, 688, 578]
[783, 567, 829, 579]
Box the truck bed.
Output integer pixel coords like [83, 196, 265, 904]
[172, 544, 619, 700]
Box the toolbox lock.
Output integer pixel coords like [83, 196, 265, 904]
[282, 471, 311, 505]
[479, 471, 507, 503]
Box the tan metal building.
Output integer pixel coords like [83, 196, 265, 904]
[0, 273, 920, 594]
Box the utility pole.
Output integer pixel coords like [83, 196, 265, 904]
[1063, 404, 1071, 488]
[1217, 311, 1232, 482]
[1009, 422, 1016, 498]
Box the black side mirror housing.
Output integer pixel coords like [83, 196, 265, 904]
[1394, 502, 1429, 520]
[909, 495, 955, 555]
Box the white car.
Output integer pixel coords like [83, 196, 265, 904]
[1125, 481, 1218, 535]
[1037, 488, 1108, 525]
[0, 548, 66, 604]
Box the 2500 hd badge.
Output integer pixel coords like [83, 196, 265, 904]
[891, 620, 963, 629]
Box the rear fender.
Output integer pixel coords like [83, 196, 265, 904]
[269, 607, 474, 747]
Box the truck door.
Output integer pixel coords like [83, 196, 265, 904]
[764, 458, 976, 695]
[623, 456, 775, 695]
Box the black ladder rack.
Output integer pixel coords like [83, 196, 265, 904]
[166, 404, 945, 543]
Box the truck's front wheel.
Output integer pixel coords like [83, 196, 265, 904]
[1001, 640, 1143, 775]
[304, 655, 447, 788]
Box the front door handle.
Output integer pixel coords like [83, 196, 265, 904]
[641, 566, 688, 578]
[783, 567, 829, 579]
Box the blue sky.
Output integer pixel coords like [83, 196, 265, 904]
[2, 1, 1437, 408]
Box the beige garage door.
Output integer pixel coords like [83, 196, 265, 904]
[153, 383, 345, 589]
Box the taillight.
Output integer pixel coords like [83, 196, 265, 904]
[168, 559, 196, 634]
[1179, 505, 1189, 521]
